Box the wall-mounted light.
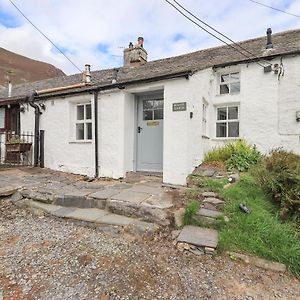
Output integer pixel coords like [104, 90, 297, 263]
[39, 103, 46, 110]
[296, 111, 300, 122]
[20, 104, 25, 113]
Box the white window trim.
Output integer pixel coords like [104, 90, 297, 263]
[75, 103, 92, 141]
[218, 71, 240, 95]
[215, 105, 240, 139]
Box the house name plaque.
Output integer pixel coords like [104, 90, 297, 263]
[172, 102, 187, 112]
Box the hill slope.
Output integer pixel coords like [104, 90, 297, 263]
[0, 47, 65, 87]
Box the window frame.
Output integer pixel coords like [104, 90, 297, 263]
[215, 105, 240, 139]
[142, 98, 164, 121]
[75, 103, 92, 141]
[219, 72, 240, 95]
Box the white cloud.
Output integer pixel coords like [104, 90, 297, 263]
[0, 0, 299, 75]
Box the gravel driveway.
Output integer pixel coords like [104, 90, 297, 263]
[1, 198, 300, 300]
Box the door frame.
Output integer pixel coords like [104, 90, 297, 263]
[134, 91, 164, 173]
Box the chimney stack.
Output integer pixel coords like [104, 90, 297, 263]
[123, 37, 148, 67]
[83, 64, 91, 84]
[266, 28, 273, 49]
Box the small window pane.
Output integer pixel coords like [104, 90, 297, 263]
[230, 72, 240, 82]
[217, 107, 227, 120]
[228, 107, 238, 120]
[143, 100, 153, 110]
[86, 123, 92, 140]
[154, 109, 163, 120]
[220, 74, 229, 83]
[76, 123, 84, 140]
[228, 122, 239, 137]
[143, 110, 153, 120]
[230, 82, 240, 93]
[216, 123, 227, 137]
[220, 84, 229, 94]
[86, 104, 92, 120]
[153, 100, 163, 109]
[77, 105, 84, 120]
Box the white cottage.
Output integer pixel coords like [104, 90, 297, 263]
[0, 29, 299, 185]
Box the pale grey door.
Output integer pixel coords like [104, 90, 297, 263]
[137, 95, 163, 172]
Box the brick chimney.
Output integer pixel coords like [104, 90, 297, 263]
[123, 37, 148, 67]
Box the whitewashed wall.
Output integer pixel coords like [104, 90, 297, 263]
[21, 94, 95, 177]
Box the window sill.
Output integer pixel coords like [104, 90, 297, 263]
[69, 140, 92, 144]
[216, 92, 240, 97]
[212, 137, 240, 141]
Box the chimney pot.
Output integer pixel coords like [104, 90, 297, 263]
[83, 64, 91, 84]
[138, 37, 144, 47]
[266, 28, 273, 49]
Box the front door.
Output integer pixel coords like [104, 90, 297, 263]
[137, 94, 163, 172]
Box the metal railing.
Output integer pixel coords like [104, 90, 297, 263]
[0, 131, 35, 166]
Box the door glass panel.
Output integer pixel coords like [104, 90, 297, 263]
[228, 107, 238, 120]
[228, 122, 239, 137]
[77, 105, 84, 120]
[154, 109, 163, 120]
[217, 107, 227, 120]
[143, 100, 153, 109]
[143, 110, 153, 120]
[76, 123, 84, 140]
[153, 99, 163, 109]
[86, 104, 92, 119]
[216, 123, 227, 137]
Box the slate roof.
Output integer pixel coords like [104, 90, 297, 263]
[0, 28, 300, 101]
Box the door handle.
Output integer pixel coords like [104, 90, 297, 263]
[138, 126, 143, 133]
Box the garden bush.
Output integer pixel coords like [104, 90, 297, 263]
[204, 139, 261, 172]
[254, 149, 300, 222]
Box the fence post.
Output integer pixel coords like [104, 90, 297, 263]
[39, 130, 44, 168]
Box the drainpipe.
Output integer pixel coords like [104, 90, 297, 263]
[94, 91, 99, 178]
[28, 91, 41, 167]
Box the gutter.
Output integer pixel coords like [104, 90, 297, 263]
[212, 50, 300, 69]
[35, 70, 193, 100]
[28, 91, 41, 167]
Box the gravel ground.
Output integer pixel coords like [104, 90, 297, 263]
[1, 199, 300, 300]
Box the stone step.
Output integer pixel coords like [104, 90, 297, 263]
[18, 185, 173, 226]
[21, 199, 157, 236]
[203, 197, 224, 209]
[176, 225, 218, 249]
[201, 192, 218, 198]
[194, 208, 223, 225]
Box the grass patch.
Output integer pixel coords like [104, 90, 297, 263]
[183, 200, 200, 225]
[218, 174, 300, 278]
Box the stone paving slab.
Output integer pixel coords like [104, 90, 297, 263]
[129, 184, 163, 195]
[0, 186, 19, 197]
[52, 207, 77, 217]
[112, 190, 150, 204]
[66, 208, 109, 222]
[202, 192, 218, 198]
[177, 225, 218, 248]
[197, 208, 222, 218]
[142, 194, 173, 209]
[89, 188, 120, 200]
[98, 213, 134, 226]
[203, 197, 224, 206]
[28, 200, 61, 214]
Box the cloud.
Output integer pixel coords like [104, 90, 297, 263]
[0, 0, 299, 75]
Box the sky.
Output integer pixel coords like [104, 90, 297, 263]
[0, 0, 300, 75]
